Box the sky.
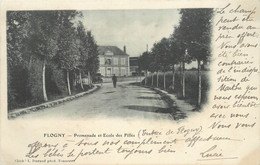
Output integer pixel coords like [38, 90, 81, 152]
[80, 9, 180, 57]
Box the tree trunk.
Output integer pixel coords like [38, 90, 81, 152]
[182, 61, 185, 98]
[157, 72, 159, 87]
[73, 72, 77, 87]
[163, 72, 166, 89]
[28, 55, 33, 70]
[88, 71, 91, 85]
[145, 70, 148, 85]
[151, 73, 154, 86]
[79, 71, 84, 90]
[42, 58, 48, 102]
[27, 55, 33, 98]
[180, 62, 182, 86]
[172, 64, 175, 91]
[198, 60, 202, 107]
[67, 70, 71, 95]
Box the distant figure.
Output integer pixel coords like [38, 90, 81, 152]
[112, 74, 117, 88]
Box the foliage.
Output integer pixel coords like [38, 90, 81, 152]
[7, 11, 31, 109]
[139, 8, 213, 109]
[169, 26, 190, 64]
[178, 8, 213, 107]
[151, 38, 172, 72]
[85, 31, 99, 75]
[138, 8, 214, 73]
[138, 51, 154, 72]
[53, 11, 80, 70]
[178, 9, 214, 61]
[76, 23, 99, 75]
[7, 10, 99, 111]
[27, 11, 60, 61]
[77, 21, 89, 71]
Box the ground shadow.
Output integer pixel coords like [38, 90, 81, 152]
[137, 91, 156, 94]
[123, 105, 187, 120]
[128, 82, 141, 86]
[123, 105, 168, 113]
[130, 88, 147, 91]
[102, 91, 115, 94]
[137, 96, 162, 100]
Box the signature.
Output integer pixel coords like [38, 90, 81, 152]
[200, 145, 223, 158]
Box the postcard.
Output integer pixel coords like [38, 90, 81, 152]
[0, 0, 259, 164]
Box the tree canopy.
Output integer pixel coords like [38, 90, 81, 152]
[178, 9, 213, 61]
[7, 10, 99, 110]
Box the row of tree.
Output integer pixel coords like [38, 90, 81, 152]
[138, 9, 213, 108]
[7, 11, 99, 110]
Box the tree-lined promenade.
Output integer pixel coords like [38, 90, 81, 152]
[7, 11, 99, 110]
[138, 9, 214, 109]
[7, 9, 214, 112]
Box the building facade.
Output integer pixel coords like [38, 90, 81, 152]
[98, 46, 130, 77]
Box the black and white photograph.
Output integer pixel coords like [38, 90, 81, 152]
[7, 9, 213, 120]
[1, 0, 260, 164]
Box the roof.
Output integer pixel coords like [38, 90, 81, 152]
[130, 57, 139, 60]
[98, 46, 129, 56]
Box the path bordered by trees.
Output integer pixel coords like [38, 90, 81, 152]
[7, 11, 99, 110]
[138, 9, 214, 109]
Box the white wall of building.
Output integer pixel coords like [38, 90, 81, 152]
[98, 55, 130, 77]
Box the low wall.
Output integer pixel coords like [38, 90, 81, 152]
[102, 76, 145, 83]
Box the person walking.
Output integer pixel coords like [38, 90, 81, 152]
[112, 74, 117, 88]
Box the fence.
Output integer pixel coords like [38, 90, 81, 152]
[143, 71, 210, 106]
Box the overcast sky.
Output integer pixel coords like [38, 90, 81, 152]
[80, 9, 180, 57]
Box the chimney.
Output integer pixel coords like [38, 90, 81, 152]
[123, 45, 126, 53]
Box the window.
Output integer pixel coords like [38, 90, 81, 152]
[100, 57, 104, 65]
[107, 68, 112, 76]
[105, 59, 112, 65]
[121, 58, 125, 65]
[100, 67, 105, 76]
[114, 58, 118, 65]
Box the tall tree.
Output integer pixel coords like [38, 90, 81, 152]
[54, 11, 81, 95]
[168, 28, 183, 91]
[151, 38, 172, 89]
[7, 10, 87, 109]
[84, 31, 99, 85]
[77, 21, 89, 90]
[171, 25, 192, 98]
[27, 11, 60, 102]
[178, 9, 213, 107]
[7, 11, 31, 108]
[138, 51, 153, 85]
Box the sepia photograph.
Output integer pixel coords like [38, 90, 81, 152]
[1, 0, 259, 164]
[7, 9, 213, 120]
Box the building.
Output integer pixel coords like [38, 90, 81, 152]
[98, 46, 130, 77]
[129, 57, 139, 76]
